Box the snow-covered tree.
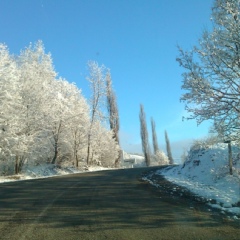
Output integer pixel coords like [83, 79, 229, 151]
[36, 78, 89, 167]
[0, 40, 119, 175]
[86, 61, 107, 165]
[0, 44, 22, 174]
[139, 104, 151, 166]
[44, 79, 73, 164]
[66, 88, 89, 167]
[90, 121, 119, 167]
[17, 41, 58, 168]
[177, 0, 240, 141]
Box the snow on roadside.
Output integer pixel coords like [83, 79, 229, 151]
[87, 166, 114, 172]
[0, 164, 112, 183]
[153, 143, 240, 218]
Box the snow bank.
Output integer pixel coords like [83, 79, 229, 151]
[0, 164, 112, 183]
[156, 143, 240, 217]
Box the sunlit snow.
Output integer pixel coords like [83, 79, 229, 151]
[154, 143, 240, 217]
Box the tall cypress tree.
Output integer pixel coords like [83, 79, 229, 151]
[151, 117, 159, 155]
[106, 71, 120, 167]
[165, 130, 174, 164]
[139, 104, 151, 166]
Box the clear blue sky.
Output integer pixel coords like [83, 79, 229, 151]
[0, 0, 214, 160]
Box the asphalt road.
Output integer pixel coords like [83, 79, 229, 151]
[0, 167, 239, 240]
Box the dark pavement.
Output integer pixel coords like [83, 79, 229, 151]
[0, 167, 239, 240]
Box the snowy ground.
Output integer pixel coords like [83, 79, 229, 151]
[147, 143, 240, 219]
[0, 164, 112, 184]
[0, 151, 143, 184]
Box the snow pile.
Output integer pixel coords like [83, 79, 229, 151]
[156, 143, 240, 217]
[24, 164, 83, 178]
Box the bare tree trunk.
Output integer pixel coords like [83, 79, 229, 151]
[226, 141, 233, 175]
[75, 152, 78, 167]
[51, 140, 58, 164]
[114, 151, 121, 168]
[74, 138, 79, 167]
[86, 134, 91, 166]
[91, 150, 94, 165]
[51, 121, 62, 165]
[15, 155, 19, 174]
[18, 156, 25, 173]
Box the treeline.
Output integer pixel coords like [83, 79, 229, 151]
[0, 41, 120, 175]
[140, 0, 240, 169]
[139, 104, 173, 166]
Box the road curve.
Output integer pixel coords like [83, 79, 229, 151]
[0, 167, 239, 240]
